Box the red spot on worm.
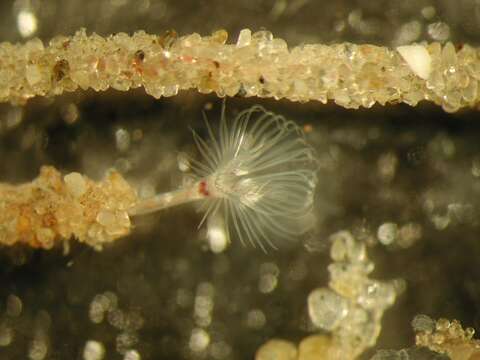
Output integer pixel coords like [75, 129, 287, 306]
[199, 181, 210, 196]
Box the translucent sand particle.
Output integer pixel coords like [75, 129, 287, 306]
[377, 222, 398, 245]
[428, 22, 451, 42]
[2, 29, 480, 112]
[411, 314, 435, 333]
[308, 288, 348, 330]
[83, 340, 106, 360]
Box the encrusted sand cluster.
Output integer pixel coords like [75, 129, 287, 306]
[369, 316, 480, 359]
[255, 231, 403, 360]
[0, 166, 137, 250]
[414, 316, 480, 360]
[0, 28, 479, 112]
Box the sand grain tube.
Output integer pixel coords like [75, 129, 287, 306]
[0, 166, 137, 251]
[1, 28, 479, 112]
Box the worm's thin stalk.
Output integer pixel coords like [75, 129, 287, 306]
[128, 182, 207, 216]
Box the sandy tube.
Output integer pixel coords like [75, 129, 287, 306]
[0, 28, 480, 112]
[0, 166, 137, 251]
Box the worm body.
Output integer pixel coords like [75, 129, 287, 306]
[132, 104, 318, 251]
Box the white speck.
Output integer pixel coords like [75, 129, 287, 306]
[83, 340, 105, 360]
[177, 152, 190, 172]
[377, 222, 398, 245]
[421, 6, 436, 20]
[397, 45, 432, 80]
[123, 350, 141, 360]
[207, 213, 229, 253]
[189, 328, 210, 352]
[17, 10, 37, 38]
